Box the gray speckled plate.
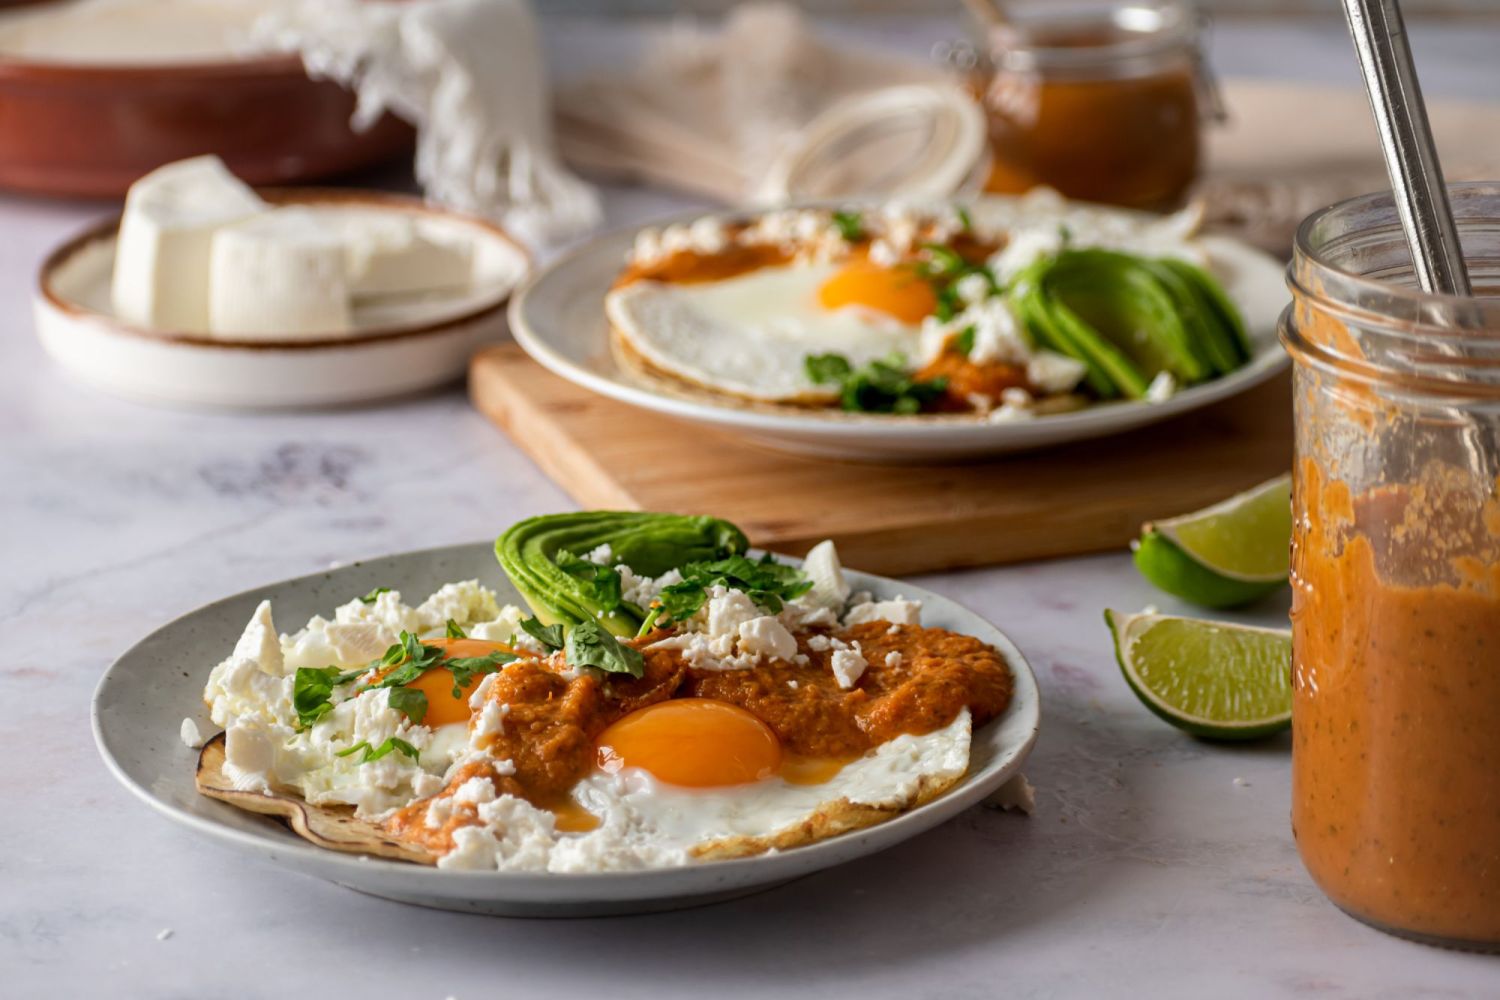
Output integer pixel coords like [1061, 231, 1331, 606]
[92, 541, 1040, 917]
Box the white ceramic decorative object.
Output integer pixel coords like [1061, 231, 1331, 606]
[36, 191, 529, 410]
[92, 540, 1040, 916]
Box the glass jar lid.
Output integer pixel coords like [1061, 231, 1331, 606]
[756, 83, 990, 203]
[983, 1, 1203, 80]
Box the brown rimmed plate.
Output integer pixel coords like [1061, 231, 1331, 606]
[35, 188, 531, 409]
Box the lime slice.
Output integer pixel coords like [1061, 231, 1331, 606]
[1133, 474, 1291, 608]
[1104, 608, 1291, 740]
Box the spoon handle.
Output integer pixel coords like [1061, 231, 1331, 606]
[1341, 0, 1471, 296]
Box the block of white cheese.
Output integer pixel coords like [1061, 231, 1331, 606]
[330, 211, 474, 298]
[209, 208, 351, 338]
[111, 155, 266, 334]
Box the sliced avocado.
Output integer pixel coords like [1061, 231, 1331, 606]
[1009, 264, 1119, 397]
[1042, 250, 1209, 385]
[1152, 260, 1248, 377]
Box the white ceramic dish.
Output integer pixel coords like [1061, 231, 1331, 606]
[508, 199, 1290, 461]
[92, 540, 1040, 917]
[36, 190, 529, 410]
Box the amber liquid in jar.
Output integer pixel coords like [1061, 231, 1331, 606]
[1284, 186, 1500, 950]
[976, 17, 1203, 210]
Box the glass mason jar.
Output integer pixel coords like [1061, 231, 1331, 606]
[1282, 184, 1500, 951]
[965, 1, 1219, 210]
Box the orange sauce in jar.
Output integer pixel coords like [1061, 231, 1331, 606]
[973, 9, 1206, 210]
[1291, 459, 1500, 946]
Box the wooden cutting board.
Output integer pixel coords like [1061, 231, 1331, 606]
[469, 344, 1291, 575]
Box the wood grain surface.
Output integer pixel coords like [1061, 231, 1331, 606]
[469, 344, 1292, 575]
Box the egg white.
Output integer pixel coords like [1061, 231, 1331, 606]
[437, 708, 972, 872]
[606, 262, 921, 404]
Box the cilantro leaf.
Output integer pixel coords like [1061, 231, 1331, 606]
[555, 550, 623, 615]
[636, 605, 664, 637]
[912, 243, 999, 322]
[934, 284, 961, 322]
[519, 617, 565, 651]
[831, 210, 864, 242]
[811, 350, 946, 411]
[335, 737, 420, 764]
[807, 353, 947, 414]
[953, 325, 976, 356]
[955, 204, 973, 231]
[564, 619, 645, 678]
[805, 352, 853, 386]
[922, 243, 968, 277]
[445, 651, 517, 699]
[369, 631, 445, 689]
[298, 632, 444, 732]
[656, 553, 813, 623]
[293, 665, 365, 730]
[385, 686, 428, 726]
[358, 587, 391, 604]
[445, 619, 467, 639]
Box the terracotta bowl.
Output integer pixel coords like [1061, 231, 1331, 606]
[0, 47, 413, 198]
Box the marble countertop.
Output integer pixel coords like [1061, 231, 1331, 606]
[4, 13, 1498, 999]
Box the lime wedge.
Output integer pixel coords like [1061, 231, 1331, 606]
[1104, 609, 1291, 740]
[1133, 474, 1291, 608]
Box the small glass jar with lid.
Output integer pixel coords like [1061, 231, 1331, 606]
[1282, 183, 1500, 951]
[961, 1, 1219, 210]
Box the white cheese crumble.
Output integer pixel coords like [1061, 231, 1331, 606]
[707, 588, 760, 637]
[473, 700, 511, 740]
[799, 539, 850, 611]
[649, 585, 808, 672]
[203, 583, 530, 820]
[414, 580, 501, 631]
[955, 271, 992, 305]
[1026, 351, 1088, 395]
[844, 598, 922, 627]
[180, 717, 204, 749]
[885, 651, 904, 668]
[436, 796, 558, 871]
[985, 773, 1037, 814]
[737, 616, 798, 660]
[1145, 370, 1178, 403]
[830, 646, 868, 689]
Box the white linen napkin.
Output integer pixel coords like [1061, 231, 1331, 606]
[255, 0, 601, 248]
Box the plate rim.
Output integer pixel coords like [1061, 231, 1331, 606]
[507, 200, 1290, 447]
[38, 188, 531, 353]
[92, 539, 1041, 896]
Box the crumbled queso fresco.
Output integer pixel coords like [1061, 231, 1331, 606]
[620, 190, 1212, 415]
[196, 542, 934, 872]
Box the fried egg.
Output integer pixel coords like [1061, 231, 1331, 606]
[607, 260, 931, 403]
[198, 567, 984, 873]
[438, 704, 972, 872]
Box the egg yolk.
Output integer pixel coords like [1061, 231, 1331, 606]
[818, 261, 937, 323]
[596, 699, 783, 788]
[401, 637, 518, 727]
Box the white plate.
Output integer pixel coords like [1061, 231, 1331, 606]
[36, 190, 530, 410]
[509, 200, 1290, 461]
[93, 541, 1040, 917]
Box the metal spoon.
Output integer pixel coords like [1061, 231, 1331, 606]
[1340, 0, 1470, 295]
[1340, 0, 1497, 483]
